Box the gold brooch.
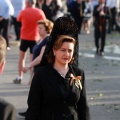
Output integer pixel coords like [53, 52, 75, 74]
[70, 74, 82, 90]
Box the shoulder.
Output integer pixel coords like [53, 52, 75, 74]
[70, 65, 84, 75]
[35, 64, 51, 74]
[42, 36, 49, 44]
[95, 4, 99, 8]
[35, 8, 44, 13]
[43, 36, 49, 42]
[19, 8, 27, 15]
[0, 98, 15, 111]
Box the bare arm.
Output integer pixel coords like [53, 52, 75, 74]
[22, 46, 46, 73]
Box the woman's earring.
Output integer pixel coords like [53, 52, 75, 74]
[54, 53, 55, 56]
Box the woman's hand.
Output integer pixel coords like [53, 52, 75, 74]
[22, 66, 29, 73]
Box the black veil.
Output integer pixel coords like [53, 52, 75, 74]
[40, 16, 79, 67]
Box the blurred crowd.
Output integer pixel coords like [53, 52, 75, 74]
[0, 0, 120, 51]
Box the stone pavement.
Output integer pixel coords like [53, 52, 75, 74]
[0, 26, 120, 120]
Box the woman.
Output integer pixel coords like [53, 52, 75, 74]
[22, 19, 53, 73]
[25, 31, 91, 120]
[19, 19, 53, 117]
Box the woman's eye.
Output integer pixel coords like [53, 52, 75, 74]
[61, 49, 65, 51]
[68, 50, 72, 53]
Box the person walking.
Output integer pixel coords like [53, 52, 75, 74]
[70, 0, 85, 34]
[13, 0, 46, 84]
[0, 0, 14, 50]
[11, 0, 26, 41]
[19, 19, 53, 117]
[0, 35, 16, 120]
[106, 0, 118, 33]
[93, 0, 110, 56]
[22, 19, 53, 75]
[25, 17, 91, 120]
[83, 0, 92, 34]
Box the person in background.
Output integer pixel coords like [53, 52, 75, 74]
[70, 0, 85, 34]
[13, 0, 46, 84]
[0, 35, 16, 120]
[36, 0, 44, 9]
[11, 0, 26, 41]
[0, 0, 14, 50]
[19, 19, 53, 118]
[22, 19, 53, 75]
[25, 16, 91, 120]
[42, 0, 63, 22]
[115, 0, 120, 32]
[106, 0, 118, 33]
[91, 0, 98, 12]
[93, 0, 110, 56]
[83, 0, 92, 34]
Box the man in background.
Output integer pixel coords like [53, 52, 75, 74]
[93, 0, 110, 56]
[13, 0, 46, 84]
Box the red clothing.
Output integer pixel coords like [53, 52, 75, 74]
[17, 7, 46, 41]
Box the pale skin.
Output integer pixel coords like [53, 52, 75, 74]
[22, 46, 46, 73]
[0, 61, 5, 74]
[53, 42, 74, 77]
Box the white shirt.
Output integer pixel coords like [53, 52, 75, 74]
[91, 0, 98, 11]
[106, 0, 117, 8]
[57, 0, 63, 8]
[116, 0, 120, 9]
[11, 0, 25, 17]
[0, 0, 14, 19]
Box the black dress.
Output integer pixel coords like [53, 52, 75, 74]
[42, 0, 59, 22]
[25, 64, 91, 120]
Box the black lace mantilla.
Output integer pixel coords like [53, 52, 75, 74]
[41, 17, 79, 67]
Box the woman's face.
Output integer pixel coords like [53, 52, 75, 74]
[99, 0, 105, 4]
[38, 24, 47, 37]
[53, 42, 74, 65]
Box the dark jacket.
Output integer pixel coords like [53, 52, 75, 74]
[71, 1, 85, 19]
[93, 4, 110, 27]
[25, 64, 91, 120]
[0, 98, 16, 120]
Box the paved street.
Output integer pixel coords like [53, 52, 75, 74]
[0, 26, 120, 120]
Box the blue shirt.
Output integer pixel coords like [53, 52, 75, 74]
[0, 0, 14, 19]
[32, 36, 49, 71]
[11, 0, 25, 17]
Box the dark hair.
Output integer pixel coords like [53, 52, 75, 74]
[47, 35, 76, 64]
[38, 19, 53, 34]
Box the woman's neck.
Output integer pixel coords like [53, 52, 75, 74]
[54, 63, 68, 71]
[41, 34, 49, 40]
[54, 63, 69, 78]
